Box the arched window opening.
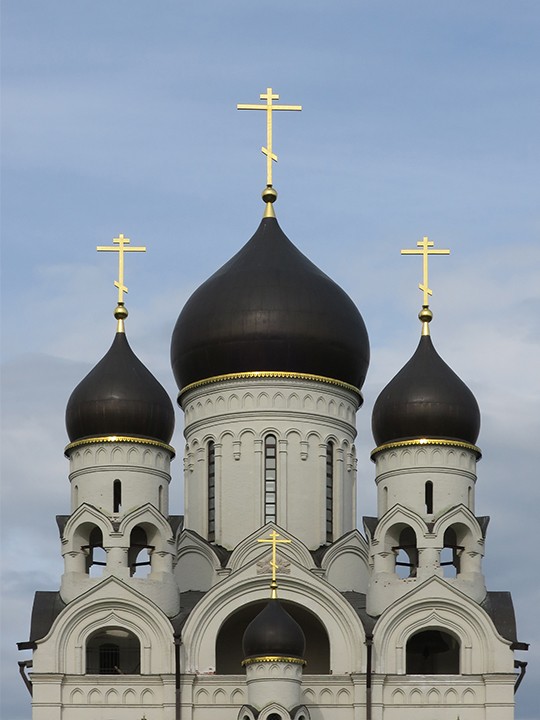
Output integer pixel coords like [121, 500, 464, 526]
[393, 527, 418, 578]
[158, 485, 164, 513]
[326, 442, 334, 542]
[86, 628, 140, 674]
[264, 435, 277, 524]
[73, 484, 78, 508]
[441, 527, 463, 578]
[216, 601, 330, 674]
[82, 526, 106, 577]
[128, 526, 153, 578]
[382, 486, 388, 515]
[208, 441, 216, 542]
[468, 486, 472, 510]
[406, 629, 460, 674]
[113, 479, 122, 513]
[425, 480, 433, 514]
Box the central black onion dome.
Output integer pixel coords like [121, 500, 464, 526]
[66, 331, 175, 445]
[372, 333, 480, 447]
[171, 216, 369, 392]
[242, 598, 306, 662]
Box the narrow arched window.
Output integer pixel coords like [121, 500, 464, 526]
[264, 435, 277, 524]
[207, 440, 216, 542]
[158, 485, 163, 513]
[326, 442, 334, 542]
[113, 479, 122, 513]
[86, 628, 140, 674]
[425, 480, 433, 514]
[406, 629, 460, 674]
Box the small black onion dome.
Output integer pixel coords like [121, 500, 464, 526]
[66, 332, 175, 444]
[372, 334, 480, 446]
[242, 599, 306, 661]
[171, 217, 369, 391]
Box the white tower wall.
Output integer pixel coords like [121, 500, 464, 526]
[181, 376, 359, 550]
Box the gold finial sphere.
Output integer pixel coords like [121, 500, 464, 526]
[419, 306, 433, 324]
[262, 185, 278, 204]
[114, 303, 128, 321]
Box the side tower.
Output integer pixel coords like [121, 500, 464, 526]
[365, 237, 528, 719]
[18, 236, 180, 719]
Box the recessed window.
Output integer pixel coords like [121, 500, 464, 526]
[113, 479, 122, 513]
[264, 435, 277, 524]
[406, 629, 460, 674]
[326, 442, 334, 542]
[86, 628, 140, 674]
[425, 480, 433, 514]
[208, 441, 216, 542]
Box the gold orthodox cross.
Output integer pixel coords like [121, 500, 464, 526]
[97, 234, 146, 306]
[237, 87, 302, 187]
[401, 236, 450, 307]
[257, 529, 292, 598]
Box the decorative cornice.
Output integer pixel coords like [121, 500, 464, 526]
[370, 437, 481, 460]
[179, 371, 361, 399]
[242, 655, 306, 667]
[64, 435, 175, 457]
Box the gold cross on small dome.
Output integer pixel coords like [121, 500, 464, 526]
[97, 234, 146, 331]
[257, 529, 292, 598]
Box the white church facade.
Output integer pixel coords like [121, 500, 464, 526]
[18, 93, 527, 720]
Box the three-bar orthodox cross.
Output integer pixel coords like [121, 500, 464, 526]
[257, 529, 292, 598]
[401, 236, 450, 308]
[237, 87, 302, 188]
[97, 233, 146, 306]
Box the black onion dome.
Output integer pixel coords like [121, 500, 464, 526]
[171, 217, 369, 391]
[372, 334, 480, 446]
[242, 599, 306, 661]
[66, 332, 175, 444]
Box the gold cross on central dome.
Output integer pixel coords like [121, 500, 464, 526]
[401, 236, 450, 308]
[97, 234, 146, 306]
[257, 529, 292, 598]
[237, 87, 302, 188]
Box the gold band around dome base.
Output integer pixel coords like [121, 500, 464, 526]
[370, 437, 481, 461]
[242, 655, 306, 667]
[64, 435, 175, 457]
[179, 371, 361, 399]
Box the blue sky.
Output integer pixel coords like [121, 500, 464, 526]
[1, 2, 539, 718]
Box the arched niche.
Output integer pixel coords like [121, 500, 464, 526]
[406, 628, 460, 674]
[86, 626, 140, 674]
[216, 601, 330, 674]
